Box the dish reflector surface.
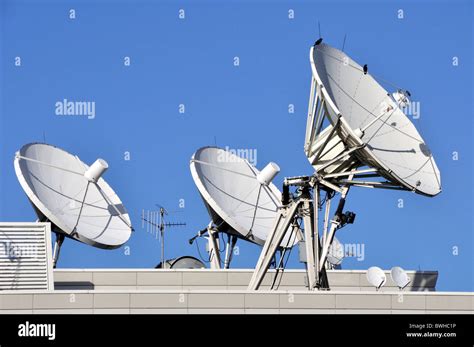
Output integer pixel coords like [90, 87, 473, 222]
[366, 266, 386, 289]
[327, 237, 344, 266]
[312, 43, 441, 196]
[390, 266, 411, 289]
[190, 147, 296, 247]
[14, 143, 132, 249]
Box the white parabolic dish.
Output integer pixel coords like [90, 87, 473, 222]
[391, 266, 411, 289]
[190, 146, 297, 247]
[311, 43, 441, 196]
[366, 266, 387, 289]
[14, 143, 132, 249]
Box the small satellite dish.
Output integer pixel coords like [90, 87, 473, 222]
[14, 143, 132, 265]
[390, 266, 411, 289]
[308, 43, 441, 196]
[327, 237, 344, 266]
[156, 256, 206, 269]
[366, 266, 386, 290]
[190, 146, 296, 247]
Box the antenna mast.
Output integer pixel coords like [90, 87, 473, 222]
[142, 205, 186, 268]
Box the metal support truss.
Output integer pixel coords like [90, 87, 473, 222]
[248, 174, 355, 291]
[249, 44, 414, 291]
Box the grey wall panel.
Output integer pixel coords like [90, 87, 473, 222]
[336, 293, 392, 309]
[279, 292, 336, 309]
[53, 269, 439, 292]
[188, 293, 245, 309]
[130, 293, 188, 309]
[0, 290, 472, 314]
[33, 293, 93, 309]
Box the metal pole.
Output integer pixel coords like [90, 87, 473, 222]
[160, 208, 165, 269]
[207, 228, 221, 269]
[52, 233, 65, 268]
[322, 196, 331, 247]
[319, 175, 353, 272]
[224, 235, 231, 269]
[313, 186, 320, 285]
[302, 198, 316, 289]
[224, 235, 238, 269]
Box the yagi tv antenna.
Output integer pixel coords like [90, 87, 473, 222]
[366, 266, 386, 291]
[391, 266, 411, 290]
[190, 146, 298, 269]
[14, 143, 133, 267]
[141, 205, 186, 269]
[249, 40, 441, 291]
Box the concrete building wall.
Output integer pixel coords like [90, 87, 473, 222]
[1, 269, 471, 314]
[52, 268, 438, 292]
[0, 289, 472, 314]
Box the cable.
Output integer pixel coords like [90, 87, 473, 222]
[272, 220, 299, 290]
[270, 218, 300, 290]
[71, 181, 90, 235]
[194, 237, 211, 264]
[218, 233, 227, 254]
[247, 184, 262, 237]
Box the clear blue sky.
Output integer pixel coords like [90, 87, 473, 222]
[1, 0, 472, 291]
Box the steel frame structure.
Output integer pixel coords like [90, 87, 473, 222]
[248, 42, 413, 291]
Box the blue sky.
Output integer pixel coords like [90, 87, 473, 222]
[0, 0, 472, 291]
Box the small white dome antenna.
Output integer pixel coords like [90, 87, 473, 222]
[366, 267, 386, 291]
[391, 266, 411, 290]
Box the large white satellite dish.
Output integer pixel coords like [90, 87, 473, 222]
[190, 146, 297, 248]
[306, 42, 441, 196]
[390, 266, 411, 289]
[366, 266, 386, 290]
[249, 40, 442, 291]
[14, 143, 133, 266]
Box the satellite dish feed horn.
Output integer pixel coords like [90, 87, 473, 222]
[84, 159, 108, 182]
[257, 162, 280, 186]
